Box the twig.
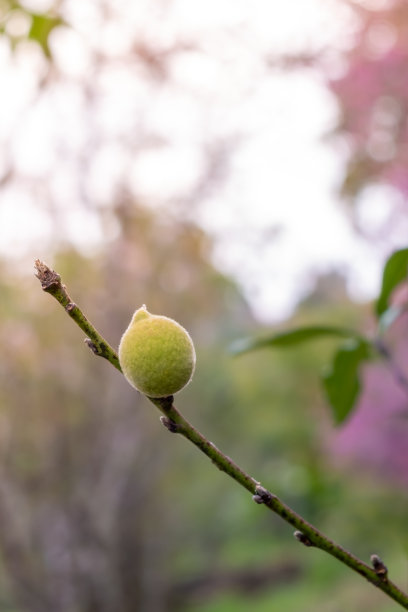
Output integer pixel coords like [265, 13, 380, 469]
[34, 260, 121, 371]
[374, 338, 408, 398]
[34, 260, 408, 610]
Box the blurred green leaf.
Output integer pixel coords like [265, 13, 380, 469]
[322, 340, 371, 425]
[376, 248, 408, 318]
[28, 13, 64, 57]
[230, 326, 365, 356]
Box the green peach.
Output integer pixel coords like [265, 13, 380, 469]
[118, 305, 196, 398]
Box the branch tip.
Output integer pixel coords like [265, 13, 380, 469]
[34, 259, 61, 291]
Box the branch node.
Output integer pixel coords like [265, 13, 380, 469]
[151, 395, 174, 412]
[84, 338, 99, 355]
[294, 530, 314, 547]
[253, 484, 275, 504]
[65, 302, 77, 313]
[160, 416, 180, 433]
[371, 554, 388, 580]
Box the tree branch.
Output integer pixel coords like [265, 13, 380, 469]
[34, 260, 121, 371]
[34, 259, 408, 610]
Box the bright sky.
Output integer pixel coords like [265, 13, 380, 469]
[0, 0, 403, 321]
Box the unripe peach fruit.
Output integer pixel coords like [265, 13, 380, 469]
[118, 305, 196, 398]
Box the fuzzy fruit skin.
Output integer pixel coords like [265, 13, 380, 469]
[118, 306, 196, 398]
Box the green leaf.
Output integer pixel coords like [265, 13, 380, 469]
[376, 248, 408, 318]
[230, 325, 365, 356]
[322, 340, 371, 425]
[28, 13, 64, 58]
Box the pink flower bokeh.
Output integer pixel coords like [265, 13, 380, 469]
[330, 312, 408, 485]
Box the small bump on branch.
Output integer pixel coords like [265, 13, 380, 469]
[84, 338, 99, 355]
[294, 530, 314, 547]
[371, 554, 388, 580]
[160, 416, 180, 433]
[253, 484, 275, 504]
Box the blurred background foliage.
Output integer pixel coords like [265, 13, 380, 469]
[1, 1, 408, 611]
[330, 0, 408, 203]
